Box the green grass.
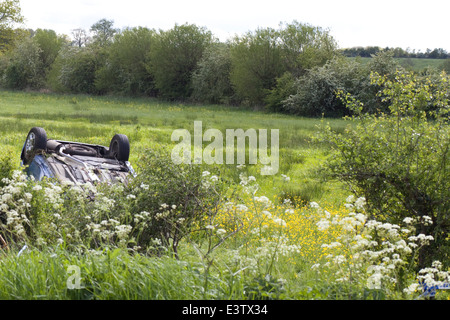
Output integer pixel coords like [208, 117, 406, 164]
[0, 89, 359, 301]
[0, 246, 231, 300]
[0, 90, 443, 301]
[349, 57, 446, 72]
[0, 89, 349, 205]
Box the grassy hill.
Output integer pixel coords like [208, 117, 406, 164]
[349, 56, 446, 72]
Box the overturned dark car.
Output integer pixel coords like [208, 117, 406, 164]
[20, 127, 135, 184]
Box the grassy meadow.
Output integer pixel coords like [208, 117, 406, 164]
[0, 90, 443, 301]
[0, 89, 349, 205]
[350, 57, 447, 72]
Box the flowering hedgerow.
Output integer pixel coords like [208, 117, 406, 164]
[0, 148, 224, 256]
[0, 171, 138, 249]
[0, 166, 447, 299]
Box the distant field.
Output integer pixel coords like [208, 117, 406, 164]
[349, 57, 446, 72]
[0, 90, 349, 205]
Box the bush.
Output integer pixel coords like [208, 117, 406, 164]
[264, 72, 296, 112]
[129, 148, 224, 256]
[0, 145, 16, 187]
[2, 37, 44, 89]
[283, 56, 366, 117]
[229, 21, 338, 107]
[319, 70, 450, 268]
[147, 23, 213, 100]
[48, 46, 98, 94]
[229, 27, 285, 106]
[95, 27, 155, 96]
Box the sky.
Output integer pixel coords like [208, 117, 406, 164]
[18, 0, 450, 52]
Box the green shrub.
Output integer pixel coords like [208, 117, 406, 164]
[0, 145, 16, 187]
[147, 23, 213, 100]
[283, 56, 367, 117]
[48, 46, 98, 94]
[129, 148, 224, 257]
[2, 37, 44, 89]
[264, 72, 296, 113]
[95, 27, 155, 96]
[319, 70, 450, 268]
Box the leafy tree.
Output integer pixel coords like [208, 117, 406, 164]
[320, 71, 450, 268]
[0, 0, 23, 51]
[33, 29, 68, 74]
[230, 27, 285, 106]
[147, 23, 213, 100]
[95, 27, 155, 95]
[230, 21, 338, 107]
[2, 37, 44, 89]
[191, 43, 235, 104]
[90, 18, 118, 48]
[358, 50, 404, 113]
[49, 46, 98, 93]
[71, 28, 90, 48]
[264, 71, 296, 112]
[278, 21, 338, 76]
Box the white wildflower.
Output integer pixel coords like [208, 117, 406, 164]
[262, 210, 272, 218]
[403, 217, 414, 225]
[354, 197, 366, 210]
[403, 283, 420, 295]
[115, 224, 132, 240]
[317, 218, 330, 231]
[367, 273, 382, 290]
[216, 228, 226, 236]
[202, 171, 211, 177]
[273, 218, 286, 227]
[236, 204, 248, 212]
[309, 201, 320, 209]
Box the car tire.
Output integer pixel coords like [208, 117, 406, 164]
[21, 127, 47, 165]
[108, 134, 130, 161]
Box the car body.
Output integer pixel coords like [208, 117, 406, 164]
[20, 127, 135, 184]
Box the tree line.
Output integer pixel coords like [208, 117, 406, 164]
[341, 46, 450, 59]
[1, 0, 449, 117]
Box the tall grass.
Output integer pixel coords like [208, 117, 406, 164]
[3, 90, 443, 300]
[0, 89, 348, 203]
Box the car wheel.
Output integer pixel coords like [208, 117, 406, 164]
[108, 134, 130, 161]
[22, 127, 47, 165]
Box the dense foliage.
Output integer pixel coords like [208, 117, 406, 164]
[319, 70, 450, 268]
[0, 150, 448, 299]
[1, 9, 448, 115]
